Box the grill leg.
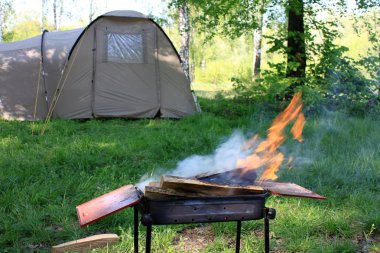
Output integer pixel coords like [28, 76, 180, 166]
[134, 206, 138, 253]
[264, 208, 276, 253]
[264, 216, 269, 253]
[236, 220, 242, 253]
[146, 224, 152, 253]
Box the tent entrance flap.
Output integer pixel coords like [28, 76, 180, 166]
[93, 22, 160, 118]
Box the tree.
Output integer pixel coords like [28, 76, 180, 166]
[252, 0, 266, 79]
[53, 0, 63, 31]
[284, 0, 306, 97]
[188, 2, 347, 83]
[0, 0, 13, 42]
[186, 0, 265, 80]
[178, 0, 191, 80]
[168, 0, 192, 80]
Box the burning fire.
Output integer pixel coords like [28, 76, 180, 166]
[237, 92, 305, 181]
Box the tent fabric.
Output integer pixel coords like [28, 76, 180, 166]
[0, 10, 198, 120]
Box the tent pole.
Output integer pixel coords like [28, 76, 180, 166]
[40, 30, 49, 110]
[154, 28, 161, 116]
[90, 27, 97, 118]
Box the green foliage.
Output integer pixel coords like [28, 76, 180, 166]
[12, 19, 41, 41]
[305, 38, 379, 116]
[0, 0, 14, 42]
[226, 3, 379, 117]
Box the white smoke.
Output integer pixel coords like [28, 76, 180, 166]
[136, 131, 249, 191]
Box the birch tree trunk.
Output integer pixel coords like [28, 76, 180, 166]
[0, 0, 3, 43]
[178, 0, 190, 81]
[52, 0, 63, 31]
[53, 0, 57, 31]
[250, 0, 265, 80]
[252, 11, 263, 80]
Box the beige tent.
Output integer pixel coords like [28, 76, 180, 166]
[0, 10, 199, 120]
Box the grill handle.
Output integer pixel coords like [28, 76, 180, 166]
[266, 208, 276, 220]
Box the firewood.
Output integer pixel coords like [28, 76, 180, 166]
[196, 168, 258, 186]
[255, 181, 327, 200]
[144, 186, 200, 200]
[51, 234, 119, 253]
[76, 185, 142, 227]
[160, 176, 264, 197]
[148, 181, 160, 187]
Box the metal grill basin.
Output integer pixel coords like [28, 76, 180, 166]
[139, 193, 268, 225]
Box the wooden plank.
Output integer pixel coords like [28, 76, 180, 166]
[148, 181, 160, 187]
[76, 185, 143, 227]
[51, 234, 119, 253]
[144, 186, 199, 200]
[160, 176, 264, 196]
[144, 186, 200, 200]
[196, 168, 258, 186]
[256, 181, 327, 200]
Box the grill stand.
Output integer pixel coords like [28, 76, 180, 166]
[133, 205, 276, 253]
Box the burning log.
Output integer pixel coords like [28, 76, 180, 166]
[143, 173, 326, 200]
[195, 168, 326, 200]
[195, 168, 258, 186]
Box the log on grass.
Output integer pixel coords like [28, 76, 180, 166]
[160, 176, 264, 197]
[51, 234, 119, 253]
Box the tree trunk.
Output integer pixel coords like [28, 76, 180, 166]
[285, 0, 306, 97]
[58, 0, 63, 30]
[252, 10, 264, 80]
[53, 0, 57, 31]
[178, 0, 191, 81]
[52, 0, 63, 31]
[0, 0, 3, 43]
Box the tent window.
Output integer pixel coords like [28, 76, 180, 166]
[105, 32, 145, 64]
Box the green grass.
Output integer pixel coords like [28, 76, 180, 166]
[0, 95, 379, 252]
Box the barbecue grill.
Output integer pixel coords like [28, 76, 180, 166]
[135, 191, 275, 253]
[77, 177, 325, 253]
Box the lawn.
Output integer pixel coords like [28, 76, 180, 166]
[0, 93, 379, 252]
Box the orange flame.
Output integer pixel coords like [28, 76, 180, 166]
[236, 92, 305, 181]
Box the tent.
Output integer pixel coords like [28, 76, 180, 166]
[0, 10, 199, 120]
